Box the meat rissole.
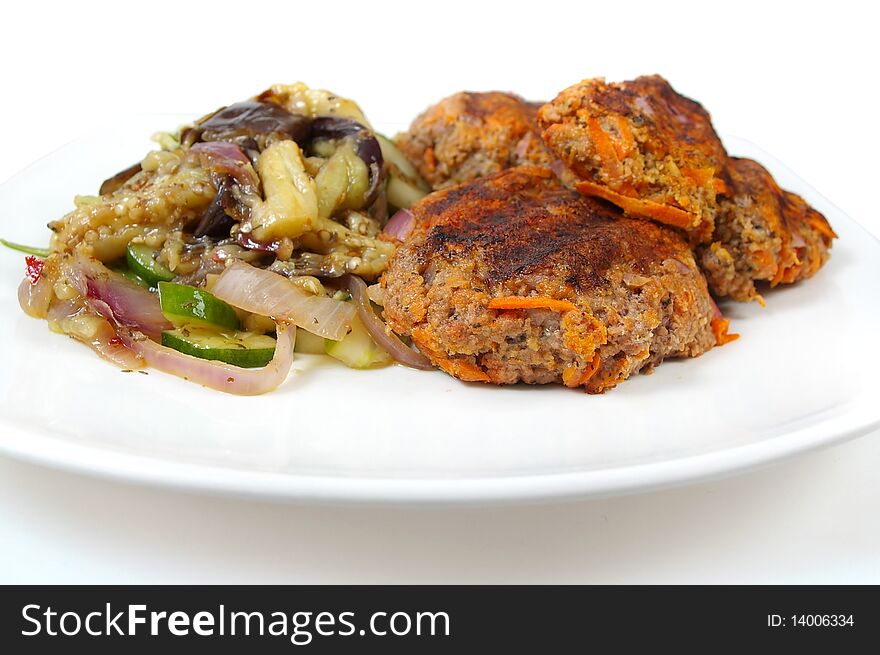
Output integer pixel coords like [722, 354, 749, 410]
[395, 91, 553, 190]
[538, 75, 728, 244]
[537, 75, 835, 301]
[382, 167, 728, 393]
[698, 157, 836, 302]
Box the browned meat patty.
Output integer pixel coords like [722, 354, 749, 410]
[395, 91, 554, 190]
[699, 157, 837, 302]
[381, 166, 728, 393]
[538, 75, 836, 302]
[538, 75, 728, 244]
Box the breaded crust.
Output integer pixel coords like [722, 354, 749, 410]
[699, 157, 837, 301]
[381, 167, 722, 393]
[538, 75, 727, 242]
[395, 91, 553, 190]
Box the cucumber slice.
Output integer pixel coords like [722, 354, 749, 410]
[110, 262, 152, 289]
[161, 328, 276, 368]
[376, 134, 430, 192]
[158, 281, 240, 330]
[324, 315, 392, 369]
[294, 328, 327, 355]
[126, 243, 175, 286]
[386, 175, 426, 210]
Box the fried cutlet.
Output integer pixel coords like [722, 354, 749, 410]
[538, 75, 728, 243]
[699, 157, 837, 302]
[395, 91, 553, 190]
[381, 167, 729, 393]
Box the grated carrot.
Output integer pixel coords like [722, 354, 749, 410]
[611, 116, 635, 160]
[807, 215, 838, 240]
[562, 353, 601, 388]
[410, 328, 490, 383]
[488, 296, 578, 313]
[711, 317, 739, 346]
[575, 180, 696, 230]
[681, 166, 715, 187]
[587, 117, 624, 184]
[578, 352, 602, 386]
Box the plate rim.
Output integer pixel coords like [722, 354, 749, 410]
[1, 127, 879, 505]
[0, 404, 877, 506]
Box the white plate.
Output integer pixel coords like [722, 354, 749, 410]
[1, 115, 878, 505]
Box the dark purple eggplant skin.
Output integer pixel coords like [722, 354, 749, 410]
[192, 176, 236, 238]
[185, 107, 384, 203]
[182, 101, 311, 149]
[181, 105, 386, 245]
[99, 161, 142, 195]
[310, 117, 385, 205]
[309, 117, 364, 140]
[311, 117, 384, 171]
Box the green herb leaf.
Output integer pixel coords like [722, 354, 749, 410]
[0, 239, 50, 257]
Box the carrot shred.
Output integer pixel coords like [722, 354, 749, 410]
[771, 247, 802, 287]
[587, 117, 624, 184]
[712, 177, 730, 194]
[424, 147, 437, 173]
[437, 357, 491, 383]
[575, 180, 697, 230]
[488, 296, 578, 313]
[751, 248, 776, 275]
[410, 328, 490, 383]
[579, 352, 602, 386]
[711, 317, 739, 346]
[807, 214, 838, 240]
[681, 166, 715, 187]
[562, 354, 601, 388]
[770, 263, 787, 287]
[612, 116, 635, 160]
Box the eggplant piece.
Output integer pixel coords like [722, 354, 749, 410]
[192, 176, 237, 238]
[182, 101, 311, 150]
[188, 141, 259, 191]
[310, 117, 385, 205]
[99, 161, 142, 195]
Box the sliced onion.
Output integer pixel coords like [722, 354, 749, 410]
[340, 274, 433, 370]
[18, 276, 53, 318]
[514, 133, 533, 160]
[383, 208, 415, 241]
[550, 160, 567, 178]
[69, 256, 171, 340]
[212, 261, 354, 340]
[47, 299, 144, 369]
[366, 283, 386, 306]
[386, 176, 426, 211]
[669, 257, 694, 274]
[117, 323, 296, 396]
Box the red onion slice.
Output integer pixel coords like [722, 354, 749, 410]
[340, 274, 433, 370]
[46, 299, 144, 369]
[118, 323, 296, 396]
[514, 133, 532, 160]
[549, 160, 567, 178]
[70, 256, 171, 340]
[709, 296, 723, 321]
[382, 208, 415, 241]
[18, 276, 53, 319]
[212, 261, 355, 340]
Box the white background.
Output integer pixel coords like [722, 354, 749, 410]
[1, 0, 878, 582]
